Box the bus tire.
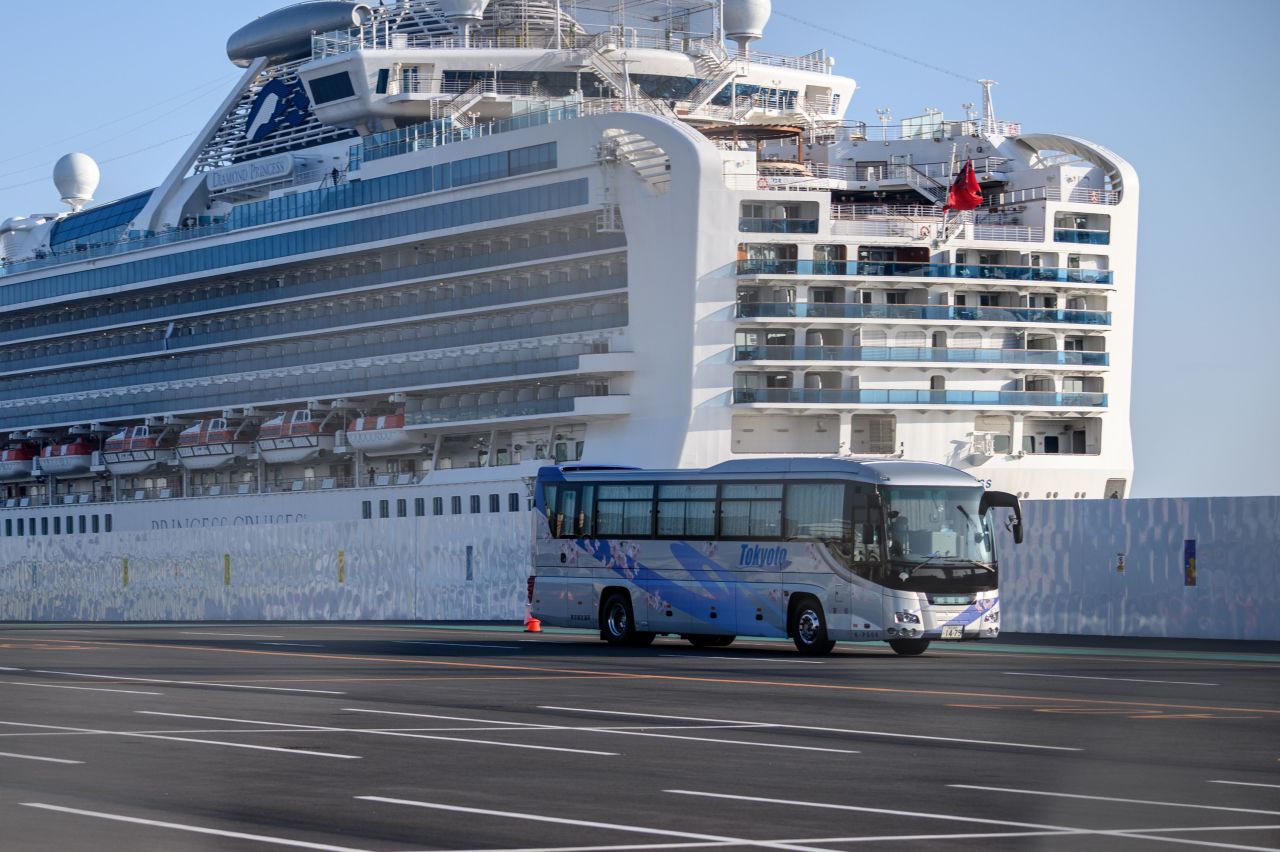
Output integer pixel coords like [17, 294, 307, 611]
[685, 634, 735, 648]
[600, 592, 654, 647]
[888, 638, 931, 656]
[789, 596, 836, 656]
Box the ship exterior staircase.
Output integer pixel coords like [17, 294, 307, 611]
[433, 80, 487, 128]
[686, 53, 743, 112]
[573, 34, 677, 118]
[600, 128, 671, 194]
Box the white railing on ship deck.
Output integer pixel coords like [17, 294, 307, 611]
[312, 26, 830, 73]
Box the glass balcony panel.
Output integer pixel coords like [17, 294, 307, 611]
[737, 259, 1113, 285]
[737, 218, 819, 234]
[732, 388, 1107, 407]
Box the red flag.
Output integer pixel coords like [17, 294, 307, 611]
[943, 160, 983, 211]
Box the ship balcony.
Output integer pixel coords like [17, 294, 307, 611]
[733, 345, 1109, 368]
[404, 392, 630, 429]
[736, 259, 1113, 286]
[736, 302, 1112, 327]
[1053, 229, 1111, 245]
[738, 218, 820, 234]
[732, 388, 1107, 410]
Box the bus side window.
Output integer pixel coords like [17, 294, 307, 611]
[849, 485, 884, 577]
[559, 489, 578, 539]
[543, 484, 560, 534]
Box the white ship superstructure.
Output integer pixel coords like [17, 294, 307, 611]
[0, 0, 1136, 568]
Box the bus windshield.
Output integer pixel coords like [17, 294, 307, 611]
[881, 485, 996, 592]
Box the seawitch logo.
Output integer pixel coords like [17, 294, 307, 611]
[738, 544, 789, 568]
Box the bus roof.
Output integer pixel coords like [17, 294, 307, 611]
[538, 457, 981, 488]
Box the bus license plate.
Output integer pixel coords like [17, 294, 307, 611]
[941, 625, 963, 639]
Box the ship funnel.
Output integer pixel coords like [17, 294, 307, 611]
[53, 153, 100, 213]
[723, 0, 771, 56]
[435, 0, 490, 46]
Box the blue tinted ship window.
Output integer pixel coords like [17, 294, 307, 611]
[49, 191, 152, 249]
[309, 72, 356, 104]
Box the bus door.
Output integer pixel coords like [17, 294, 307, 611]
[553, 483, 595, 625]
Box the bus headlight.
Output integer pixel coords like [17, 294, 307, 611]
[894, 611, 921, 624]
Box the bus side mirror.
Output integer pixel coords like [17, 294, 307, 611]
[979, 490, 1023, 545]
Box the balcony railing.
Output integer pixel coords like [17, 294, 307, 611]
[1053, 228, 1111, 245]
[734, 345, 1109, 366]
[738, 218, 819, 234]
[733, 388, 1107, 407]
[736, 259, 1113, 284]
[737, 302, 1112, 326]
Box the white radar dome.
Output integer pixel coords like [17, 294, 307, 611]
[723, 0, 771, 53]
[53, 153, 100, 213]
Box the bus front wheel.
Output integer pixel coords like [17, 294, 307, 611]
[600, 592, 655, 647]
[888, 639, 931, 656]
[789, 597, 836, 656]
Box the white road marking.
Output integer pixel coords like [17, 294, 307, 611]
[21, 803, 375, 851]
[659, 655, 824, 665]
[0, 681, 162, 695]
[181, 631, 284, 639]
[259, 643, 325, 648]
[341, 708, 850, 753]
[0, 719, 359, 759]
[0, 751, 83, 765]
[392, 640, 522, 650]
[32, 670, 343, 694]
[666, 790, 1089, 834]
[355, 796, 836, 852]
[1004, 671, 1219, 687]
[0, 666, 23, 671]
[949, 785, 1280, 816]
[540, 706, 1082, 752]
[1210, 781, 1280, 791]
[139, 711, 617, 757]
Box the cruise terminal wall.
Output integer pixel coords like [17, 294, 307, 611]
[0, 496, 1275, 641]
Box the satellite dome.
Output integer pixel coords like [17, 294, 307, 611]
[53, 153, 100, 213]
[723, 0, 771, 53]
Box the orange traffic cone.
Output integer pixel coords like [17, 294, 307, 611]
[524, 604, 542, 633]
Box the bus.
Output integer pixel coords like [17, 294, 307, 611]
[530, 457, 1023, 655]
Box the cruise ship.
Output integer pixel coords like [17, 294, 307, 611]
[0, 0, 1137, 621]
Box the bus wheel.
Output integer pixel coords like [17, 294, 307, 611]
[790, 597, 836, 656]
[600, 592, 655, 647]
[888, 639, 931, 656]
[685, 634, 735, 648]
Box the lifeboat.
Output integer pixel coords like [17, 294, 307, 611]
[0, 445, 35, 480]
[175, 418, 252, 470]
[255, 409, 335, 464]
[38, 438, 94, 476]
[102, 425, 174, 475]
[343, 411, 420, 456]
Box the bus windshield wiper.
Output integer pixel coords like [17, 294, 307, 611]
[896, 553, 942, 581]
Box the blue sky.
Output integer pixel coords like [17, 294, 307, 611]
[1, 0, 1275, 497]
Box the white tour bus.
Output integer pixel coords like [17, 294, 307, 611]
[530, 458, 1023, 655]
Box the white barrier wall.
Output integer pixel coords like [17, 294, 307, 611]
[0, 514, 530, 623]
[999, 496, 1280, 640]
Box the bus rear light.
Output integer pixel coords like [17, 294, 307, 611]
[526, 576, 536, 603]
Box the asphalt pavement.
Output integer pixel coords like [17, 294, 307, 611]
[0, 622, 1276, 851]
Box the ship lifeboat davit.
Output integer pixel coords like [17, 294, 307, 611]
[38, 438, 94, 476]
[343, 412, 420, 457]
[0, 445, 36, 480]
[176, 418, 252, 470]
[255, 410, 335, 464]
[102, 425, 174, 476]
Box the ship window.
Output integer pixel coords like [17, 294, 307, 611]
[451, 496, 462, 514]
[41, 517, 49, 536]
[489, 494, 500, 513]
[53, 517, 61, 535]
[375, 68, 390, 94]
[66, 515, 74, 536]
[379, 500, 390, 519]
[433, 497, 443, 515]
[397, 499, 408, 518]
[414, 497, 426, 517]
[79, 515, 86, 534]
[470, 495, 481, 514]
[509, 492, 520, 512]
[4, 519, 10, 537]
[309, 72, 356, 105]
[91, 515, 99, 533]
[16, 518, 23, 536]
[361, 501, 372, 520]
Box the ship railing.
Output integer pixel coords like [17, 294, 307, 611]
[986, 186, 1120, 207]
[310, 24, 829, 72]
